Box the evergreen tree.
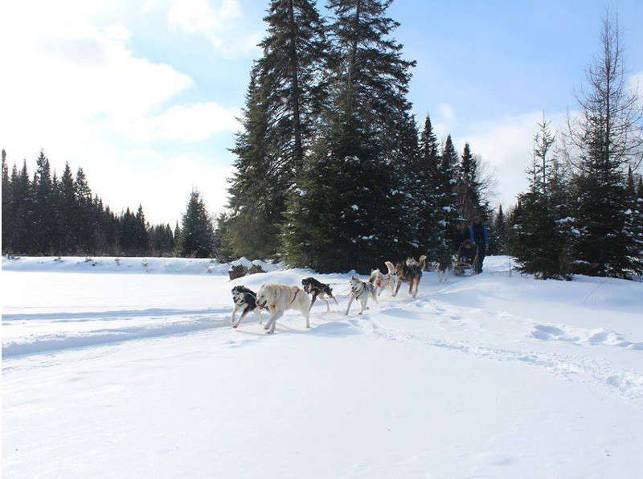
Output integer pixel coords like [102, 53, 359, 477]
[2, 149, 10, 251]
[564, 15, 642, 278]
[416, 114, 443, 258]
[225, 0, 328, 259]
[514, 117, 574, 279]
[134, 205, 149, 255]
[177, 190, 215, 258]
[281, 0, 417, 272]
[437, 135, 460, 253]
[493, 205, 508, 255]
[456, 143, 482, 222]
[32, 151, 56, 254]
[214, 213, 236, 262]
[58, 163, 77, 252]
[7, 161, 32, 253]
[226, 65, 284, 259]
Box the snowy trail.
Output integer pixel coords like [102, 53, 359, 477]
[3, 256, 643, 478]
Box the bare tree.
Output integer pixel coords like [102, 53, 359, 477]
[563, 12, 643, 172]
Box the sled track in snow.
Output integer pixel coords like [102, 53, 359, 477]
[2, 308, 232, 358]
[355, 317, 643, 402]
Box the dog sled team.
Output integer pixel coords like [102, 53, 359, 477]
[231, 255, 428, 334]
[231, 217, 489, 334]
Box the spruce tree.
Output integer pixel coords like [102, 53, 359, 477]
[281, 0, 417, 272]
[515, 117, 574, 279]
[416, 114, 443, 259]
[227, 65, 284, 259]
[58, 163, 77, 252]
[134, 205, 149, 255]
[177, 190, 215, 258]
[8, 161, 32, 254]
[456, 143, 482, 222]
[225, 0, 328, 259]
[74, 168, 94, 254]
[564, 15, 643, 278]
[2, 150, 10, 252]
[32, 151, 56, 254]
[493, 205, 508, 254]
[437, 135, 460, 252]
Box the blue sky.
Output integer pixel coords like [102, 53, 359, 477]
[1, 0, 641, 225]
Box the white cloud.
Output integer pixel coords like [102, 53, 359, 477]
[0, 0, 241, 224]
[119, 102, 240, 143]
[86, 150, 234, 225]
[165, 0, 260, 58]
[167, 0, 241, 33]
[438, 103, 455, 122]
[460, 111, 568, 209]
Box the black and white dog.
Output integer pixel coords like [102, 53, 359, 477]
[231, 285, 263, 328]
[301, 277, 339, 312]
[345, 276, 378, 315]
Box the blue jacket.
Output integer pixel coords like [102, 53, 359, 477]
[469, 223, 488, 247]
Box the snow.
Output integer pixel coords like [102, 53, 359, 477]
[3, 255, 643, 477]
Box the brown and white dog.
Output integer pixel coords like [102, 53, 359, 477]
[368, 267, 395, 296]
[385, 255, 427, 298]
[256, 283, 311, 334]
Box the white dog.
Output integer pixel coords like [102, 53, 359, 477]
[256, 283, 311, 334]
[346, 276, 378, 315]
[368, 267, 395, 296]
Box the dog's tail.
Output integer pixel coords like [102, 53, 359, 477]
[418, 255, 427, 271]
[384, 261, 396, 275]
[368, 269, 379, 283]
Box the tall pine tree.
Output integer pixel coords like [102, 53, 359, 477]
[281, 0, 417, 272]
[225, 0, 328, 259]
[416, 115, 443, 258]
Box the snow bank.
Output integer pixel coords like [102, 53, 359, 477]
[1, 255, 281, 276]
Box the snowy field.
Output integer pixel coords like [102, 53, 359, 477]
[2, 255, 643, 478]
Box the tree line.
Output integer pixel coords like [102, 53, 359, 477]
[217, 0, 492, 272]
[1, 150, 217, 258]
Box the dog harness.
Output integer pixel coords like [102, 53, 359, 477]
[290, 287, 301, 304]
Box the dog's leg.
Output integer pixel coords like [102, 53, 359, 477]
[331, 294, 339, 305]
[309, 291, 318, 312]
[345, 294, 354, 315]
[413, 278, 420, 297]
[233, 306, 252, 328]
[322, 295, 330, 312]
[394, 278, 402, 297]
[231, 303, 240, 325]
[265, 310, 283, 334]
[408, 280, 414, 296]
[359, 296, 367, 315]
[255, 308, 263, 325]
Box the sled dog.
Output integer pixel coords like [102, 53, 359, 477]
[231, 285, 263, 328]
[345, 276, 378, 315]
[256, 284, 311, 334]
[301, 277, 339, 312]
[369, 266, 395, 296]
[385, 255, 427, 298]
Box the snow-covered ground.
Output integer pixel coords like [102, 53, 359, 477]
[2, 256, 643, 478]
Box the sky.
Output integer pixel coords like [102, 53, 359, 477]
[1, 0, 642, 225]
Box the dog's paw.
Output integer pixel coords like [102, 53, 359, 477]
[232, 324, 238, 329]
